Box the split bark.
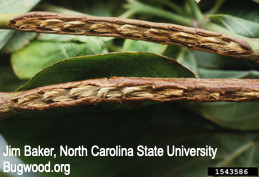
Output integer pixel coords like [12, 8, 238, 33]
[1, 77, 259, 118]
[8, 11, 259, 62]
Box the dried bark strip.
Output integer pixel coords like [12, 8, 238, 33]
[8, 12, 259, 62]
[2, 77, 259, 112]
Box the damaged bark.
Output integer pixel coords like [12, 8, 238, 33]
[1, 77, 259, 118]
[8, 11, 259, 62]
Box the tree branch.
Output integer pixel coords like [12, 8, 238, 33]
[5, 11, 259, 62]
[1, 77, 259, 119]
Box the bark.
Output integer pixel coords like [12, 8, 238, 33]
[8, 11, 259, 62]
[0, 77, 258, 117]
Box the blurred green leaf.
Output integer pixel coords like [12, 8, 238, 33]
[184, 102, 259, 130]
[175, 50, 198, 74]
[193, 51, 259, 70]
[0, 0, 40, 13]
[1, 1, 259, 176]
[89, 1, 112, 16]
[0, 66, 25, 92]
[209, 14, 259, 38]
[37, 33, 105, 43]
[3, 31, 37, 53]
[122, 39, 167, 54]
[0, 172, 12, 177]
[42, 0, 124, 17]
[0, 0, 41, 50]
[198, 68, 259, 78]
[219, 0, 259, 23]
[11, 38, 107, 80]
[0, 103, 258, 177]
[18, 52, 196, 91]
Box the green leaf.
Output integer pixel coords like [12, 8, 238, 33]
[208, 14, 259, 38]
[0, 103, 258, 177]
[18, 52, 196, 91]
[0, 172, 12, 177]
[184, 102, 259, 130]
[219, 1, 259, 23]
[0, 65, 25, 92]
[37, 33, 110, 43]
[11, 38, 107, 80]
[175, 50, 198, 74]
[122, 39, 167, 54]
[3, 31, 37, 53]
[193, 51, 259, 70]
[0, 0, 41, 50]
[198, 68, 259, 78]
[0, 0, 40, 13]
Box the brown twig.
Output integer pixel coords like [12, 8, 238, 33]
[1, 77, 259, 118]
[7, 11, 259, 62]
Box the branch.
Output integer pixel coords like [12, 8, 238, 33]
[5, 11, 259, 62]
[1, 77, 259, 119]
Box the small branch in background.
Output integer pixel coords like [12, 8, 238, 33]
[125, 0, 192, 26]
[187, 0, 203, 21]
[1, 77, 259, 119]
[206, 0, 226, 15]
[159, 0, 183, 15]
[119, 9, 136, 19]
[6, 11, 259, 62]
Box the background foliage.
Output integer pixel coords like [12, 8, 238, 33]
[0, 0, 259, 176]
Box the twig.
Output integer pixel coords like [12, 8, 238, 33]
[6, 12, 259, 62]
[1, 77, 259, 118]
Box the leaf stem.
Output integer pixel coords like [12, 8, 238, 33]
[126, 0, 192, 26]
[218, 142, 252, 167]
[119, 9, 136, 19]
[160, 0, 183, 14]
[186, 0, 203, 21]
[206, 0, 226, 14]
